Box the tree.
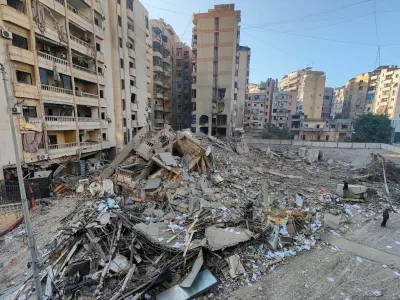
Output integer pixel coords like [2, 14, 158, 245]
[352, 113, 393, 143]
[262, 123, 292, 139]
[334, 113, 343, 119]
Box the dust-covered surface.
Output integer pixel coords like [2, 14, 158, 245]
[1, 134, 400, 299]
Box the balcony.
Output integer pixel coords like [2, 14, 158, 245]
[98, 74, 106, 85]
[155, 118, 164, 124]
[1, 4, 30, 29]
[164, 107, 171, 113]
[164, 56, 172, 65]
[155, 105, 164, 111]
[131, 120, 138, 128]
[45, 116, 76, 130]
[130, 86, 138, 94]
[154, 51, 163, 59]
[128, 48, 136, 59]
[35, 22, 66, 45]
[101, 119, 108, 128]
[67, 4, 92, 31]
[19, 117, 43, 132]
[81, 142, 102, 153]
[14, 83, 39, 99]
[154, 79, 163, 86]
[48, 142, 78, 158]
[37, 51, 70, 75]
[76, 91, 99, 106]
[8, 46, 34, 65]
[95, 25, 104, 40]
[130, 68, 137, 77]
[131, 102, 138, 111]
[97, 51, 105, 62]
[127, 8, 134, 20]
[164, 83, 171, 90]
[383, 78, 392, 85]
[164, 94, 169, 100]
[147, 74, 151, 84]
[154, 65, 163, 73]
[39, 0, 65, 15]
[164, 119, 170, 124]
[78, 117, 101, 130]
[70, 34, 95, 57]
[154, 92, 163, 99]
[163, 70, 171, 77]
[73, 64, 97, 82]
[100, 98, 107, 107]
[41, 84, 74, 104]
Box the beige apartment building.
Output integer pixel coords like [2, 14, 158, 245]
[342, 72, 369, 119]
[150, 19, 174, 129]
[236, 45, 250, 130]
[372, 67, 400, 118]
[191, 4, 242, 136]
[280, 68, 326, 119]
[0, 0, 120, 180]
[331, 87, 344, 118]
[108, 0, 151, 153]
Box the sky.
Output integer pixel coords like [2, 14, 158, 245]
[143, 0, 400, 87]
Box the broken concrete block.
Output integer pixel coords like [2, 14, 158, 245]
[109, 254, 131, 273]
[211, 174, 224, 185]
[144, 178, 162, 190]
[306, 149, 323, 164]
[262, 192, 275, 207]
[266, 225, 279, 251]
[295, 193, 304, 208]
[336, 184, 367, 199]
[76, 184, 84, 193]
[226, 254, 245, 278]
[235, 140, 249, 154]
[324, 212, 342, 230]
[205, 225, 253, 251]
[298, 147, 307, 158]
[158, 152, 178, 167]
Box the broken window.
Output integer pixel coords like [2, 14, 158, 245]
[22, 106, 37, 118]
[16, 70, 32, 84]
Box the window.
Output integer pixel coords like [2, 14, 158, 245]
[120, 59, 124, 68]
[127, 0, 133, 11]
[117, 0, 120, 3]
[129, 61, 134, 69]
[214, 32, 219, 45]
[215, 17, 219, 31]
[16, 70, 32, 84]
[122, 100, 126, 111]
[267, 91, 269, 95]
[102, 133, 107, 140]
[131, 94, 136, 103]
[254, 104, 257, 107]
[145, 16, 149, 29]
[130, 80, 135, 86]
[192, 89, 196, 98]
[98, 66, 103, 75]
[48, 135, 57, 145]
[94, 17, 99, 26]
[119, 38, 122, 48]
[261, 104, 263, 107]
[12, 33, 28, 50]
[22, 106, 37, 118]
[96, 43, 101, 51]
[177, 84, 182, 88]
[99, 90, 104, 98]
[234, 94, 237, 100]
[121, 79, 125, 89]
[128, 22, 134, 32]
[118, 15, 122, 26]
[123, 118, 126, 126]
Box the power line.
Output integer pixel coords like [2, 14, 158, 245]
[143, 2, 191, 16]
[241, 0, 372, 29]
[373, 0, 381, 67]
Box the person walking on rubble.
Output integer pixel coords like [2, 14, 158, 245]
[342, 180, 349, 198]
[381, 207, 391, 227]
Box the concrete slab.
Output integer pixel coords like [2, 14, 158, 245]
[336, 184, 367, 198]
[328, 237, 400, 269]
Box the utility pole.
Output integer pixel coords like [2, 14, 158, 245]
[1, 65, 43, 299]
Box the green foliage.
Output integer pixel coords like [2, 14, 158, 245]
[262, 124, 292, 139]
[352, 113, 392, 143]
[334, 113, 343, 119]
[343, 136, 351, 142]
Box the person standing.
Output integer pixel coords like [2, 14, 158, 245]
[343, 181, 349, 198]
[381, 207, 390, 227]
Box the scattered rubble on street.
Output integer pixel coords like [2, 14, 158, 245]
[1, 127, 400, 300]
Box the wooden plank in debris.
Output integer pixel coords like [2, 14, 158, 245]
[86, 230, 107, 262]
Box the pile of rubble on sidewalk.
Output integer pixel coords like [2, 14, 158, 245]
[6, 126, 392, 300]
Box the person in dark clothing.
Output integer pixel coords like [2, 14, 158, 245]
[381, 207, 390, 227]
[343, 181, 349, 198]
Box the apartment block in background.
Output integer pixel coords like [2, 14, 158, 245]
[280, 68, 326, 119]
[321, 87, 333, 119]
[342, 72, 369, 119]
[108, 0, 151, 153]
[150, 19, 175, 129]
[372, 66, 400, 118]
[262, 78, 276, 123]
[331, 87, 344, 118]
[191, 4, 241, 136]
[271, 90, 297, 128]
[173, 42, 192, 130]
[236, 45, 250, 131]
[245, 92, 266, 129]
[0, 0, 117, 180]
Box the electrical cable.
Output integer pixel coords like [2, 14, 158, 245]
[373, 0, 381, 67]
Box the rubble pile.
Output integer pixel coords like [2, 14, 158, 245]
[5, 127, 396, 299]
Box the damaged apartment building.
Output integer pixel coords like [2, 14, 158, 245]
[191, 4, 249, 137]
[0, 0, 151, 180]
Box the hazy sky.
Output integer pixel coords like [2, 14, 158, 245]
[143, 0, 400, 87]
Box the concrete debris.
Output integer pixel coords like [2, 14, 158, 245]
[235, 139, 249, 154]
[336, 184, 367, 199]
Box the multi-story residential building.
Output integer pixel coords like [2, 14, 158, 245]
[248, 82, 260, 93]
[342, 72, 369, 119]
[236, 45, 250, 131]
[365, 68, 382, 113]
[296, 70, 326, 118]
[322, 87, 333, 119]
[372, 67, 400, 118]
[109, 0, 151, 153]
[280, 68, 326, 119]
[245, 92, 266, 129]
[271, 90, 297, 127]
[191, 4, 242, 136]
[150, 19, 175, 129]
[0, 0, 119, 180]
[174, 42, 192, 130]
[261, 78, 276, 123]
[331, 87, 344, 118]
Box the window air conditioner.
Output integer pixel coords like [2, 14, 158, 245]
[1, 30, 13, 40]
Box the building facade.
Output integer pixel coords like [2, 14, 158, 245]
[331, 87, 344, 118]
[261, 78, 276, 123]
[271, 90, 297, 128]
[150, 19, 175, 129]
[322, 87, 333, 119]
[236, 45, 250, 131]
[191, 4, 242, 136]
[372, 67, 400, 118]
[342, 72, 369, 119]
[108, 0, 151, 153]
[0, 0, 120, 180]
[245, 92, 266, 129]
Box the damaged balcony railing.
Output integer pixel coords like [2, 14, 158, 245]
[45, 116, 75, 122]
[67, 3, 92, 23]
[48, 142, 77, 150]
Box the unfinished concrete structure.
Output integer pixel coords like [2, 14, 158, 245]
[191, 4, 242, 136]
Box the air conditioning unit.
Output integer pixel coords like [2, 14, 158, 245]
[43, 45, 51, 52]
[1, 30, 13, 40]
[11, 105, 22, 114]
[126, 42, 133, 49]
[38, 154, 49, 160]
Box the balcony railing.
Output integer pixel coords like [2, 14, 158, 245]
[45, 116, 75, 122]
[41, 84, 73, 95]
[76, 91, 98, 98]
[78, 117, 101, 122]
[73, 64, 97, 75]
[67, 4, 92, 23]
[80, 142, 100, 147]
[48, 142, 77, 150]
[37, 51, 69, 66]
[70, 34, 93, 49]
